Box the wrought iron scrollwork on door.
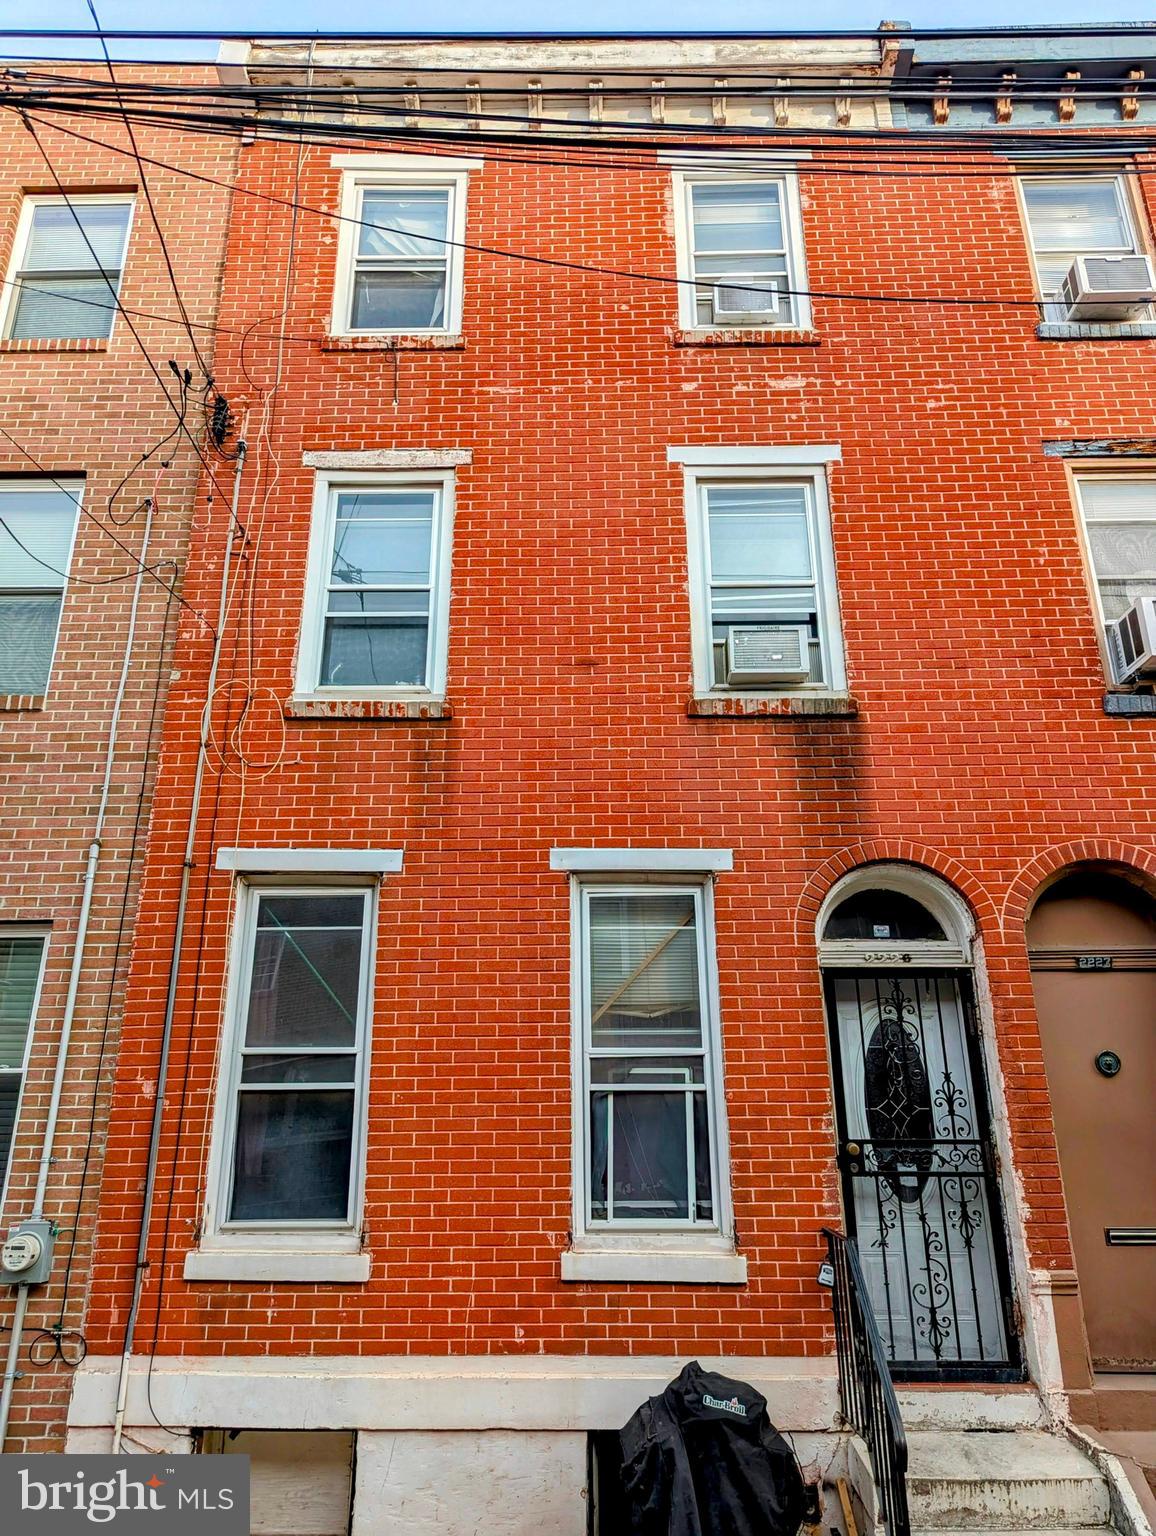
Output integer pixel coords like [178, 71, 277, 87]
[832, 971, 1014, 1373]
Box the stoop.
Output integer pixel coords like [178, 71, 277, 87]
[906, 1430, 1112, 1530]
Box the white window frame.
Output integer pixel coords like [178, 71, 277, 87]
[1017, 173, 1150, 320]
[1071, 468, 1156, 680]
[201, 881, 376, 1252]
[330, 167, 470, 337]
[568, 877, 736, 1258]
[680, 455, 845, 697]
[0, 193, 135, 341]
[0, 476, 83, 698]
[295, 469, 455, 700]
[671, 170, 811, 333]
[0, 926, 50, 1220]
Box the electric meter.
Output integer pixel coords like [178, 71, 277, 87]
[0, 1220, 54, 1285]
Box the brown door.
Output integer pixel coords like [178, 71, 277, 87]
[1028, 872, 1156, 1371]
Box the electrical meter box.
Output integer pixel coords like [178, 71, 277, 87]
[1, 1219, 55, 1286]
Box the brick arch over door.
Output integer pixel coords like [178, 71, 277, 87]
[794, 839, 999, 948]
[1002, 839, 1156, 934]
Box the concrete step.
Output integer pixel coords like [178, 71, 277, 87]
[906, 1431, 1113, 1531]
[912, 1529, 1118, 1536]
[897, 1388, 1047, 1432]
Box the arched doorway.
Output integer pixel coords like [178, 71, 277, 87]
[819, 865, 1019, 1380]
[1028, 868, 1156, 1372]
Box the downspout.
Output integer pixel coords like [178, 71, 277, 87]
[111, 432, 246, 1453]
[0, 497, 155, 1451]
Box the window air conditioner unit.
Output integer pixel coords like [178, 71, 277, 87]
[1060, 254, 1156, 323]
[711, 280, 780, 325]
[1107, 595, 1156, 683]
[725, 625, 811, 685]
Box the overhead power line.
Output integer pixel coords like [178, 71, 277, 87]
[11, 84, 1156, 180]
[17, 110, 243, 526]
[0, 423, 217, 634]
[2, 23, 1156, 39]
[11, 103, 1156, 320]
[10, 78, 1156, 156]
[84, 0, 212, 378]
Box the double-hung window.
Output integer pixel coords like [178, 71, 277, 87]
[0, 931, 48, 1206]
[674, 173, 810, 331]
[1073, 474, 1156, 677]
[212, 887, 373, 1231]
[575, 886, 727, 1235]
[333, 166, 470, 335]
[298, 474, 453, 697]
[0, 479, 82, 695]
[1, 195, 133, 341]
[679, 455, 845, 696]
[1021, 176, 1149, 323]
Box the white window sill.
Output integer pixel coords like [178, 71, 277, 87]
[560, 1249, 747, 1285]
[1037, 320, 1156, 341]
[320, 333, 465, 352]
[689, 692, 857, 719]
[284, 695, 453, 721]
[183, 1250, 370, 1284]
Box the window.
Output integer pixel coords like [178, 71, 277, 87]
[212, 887, 373, 1231]
[574, 885, 726, 1234]
[1, 195, 133, 341]
[0, 479, 82, 694]
[673, 173, 810, 331]
[1021, 176, 1148, 322]
[679, 456, 845, 695]
[1073, 475, 1156, 668]
[297, 473, 454, 697]
[332, 168, 469, 335]
[0, 932, 47, 1206]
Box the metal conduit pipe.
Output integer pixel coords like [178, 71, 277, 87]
[0, 497, 155, 1451]
[111, 433, 246, 1454]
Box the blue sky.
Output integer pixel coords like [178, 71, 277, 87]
[4, 2, 1155, 62]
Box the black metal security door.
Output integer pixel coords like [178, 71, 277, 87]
[825, 970, 1020, 1380]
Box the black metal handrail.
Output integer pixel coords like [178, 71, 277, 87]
[822, 1227, 911, 1536]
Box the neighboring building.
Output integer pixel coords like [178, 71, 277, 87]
[44, 25, 1156, 1534]
[0, 70, 237, 1450]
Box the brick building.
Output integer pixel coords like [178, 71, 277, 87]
[15, 25, 1156, 1534]
[0, 71, 237, 1451]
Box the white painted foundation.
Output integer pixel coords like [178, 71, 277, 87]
[353, 1430, 588, 1536]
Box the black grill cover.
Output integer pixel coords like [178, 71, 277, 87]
[616, 1360, 806, 1536]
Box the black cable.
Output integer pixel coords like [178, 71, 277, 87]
[14, 85, 1156, 175]
[142, 541, 248, 1439]
[0, 423, 217, 632]
[9, 68, 1154, 148]
[83, 0, 213, 380]
[104, 361, 189, 526]
[16, 106, 1144, 316]
[18, 112, 243, 529]
[11, 57, 1156, 91]
[53, 570, 179, 1339]
[4, 22, 1156, 38]
[0, 510, 174, 585]
[17, 63, 1156, 101]
[15, 83, 1156, 156]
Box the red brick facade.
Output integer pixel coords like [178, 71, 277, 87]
[0, 73, 235, 1449]
[79, 113, 1156, 1387]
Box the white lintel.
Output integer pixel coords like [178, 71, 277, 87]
[330, 153, 484, 171]
[303, 449, 471, 470]
[657, 148, 812, 165]
[667, 445, 841, 465]
[215, 848, 404, 875]
[549, 848, 733, 873]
